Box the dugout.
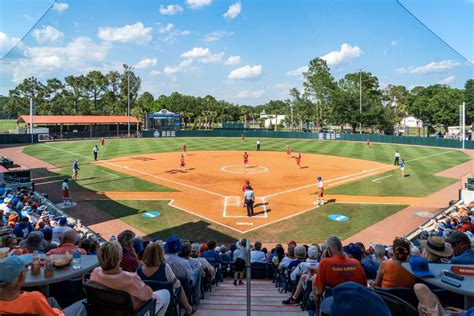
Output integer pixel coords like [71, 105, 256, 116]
[145, 109, 182, 131]
[16, 115, 140, 139]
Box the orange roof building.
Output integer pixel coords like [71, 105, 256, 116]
[17, 115, 141, 139]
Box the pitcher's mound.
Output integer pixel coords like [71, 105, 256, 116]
[221, 165, 268, 174]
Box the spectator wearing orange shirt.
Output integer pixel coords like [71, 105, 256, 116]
[313, 236, 367, 297]
[458, 216, 474, 233]
[0, 254, 86, 315]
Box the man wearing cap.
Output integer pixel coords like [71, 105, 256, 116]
[52, 217, 72, 245]
[446, 231, 474, 264]
[313, 236, 367, 297]
[0, 254, 86, 315]
[458, 216, 474, 233]
[244, 186, 255, 217]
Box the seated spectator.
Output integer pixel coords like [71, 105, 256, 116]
[446, 231, 474, 264]
[290, 245, 319, 282]
[51, 217, 72, 245]
[118, 230, 139, 272]
[79, 237, 98, 255]
[287, 245, 306, 271]
[202, 240, 221, 265]
[18, 231, 48, 253]
[90, 241, 170, 316]
[344, 243, 378, 280]
[458, 216, 474, 233]
[313, 236, 367, 297]
[138, 242, 196, 315]
[420, 236, 453, 263]
[233, 239, 247, 286]
[47, 229, 86, 255]
[7, 213, 17, 228]
[219, 245, 231, 265]
[371, 237, 416, 289]
[271, 244, 285, 266]
[250, 241, 267, 263]
[12, 217, 33, 238]
[319, 281, 390, 316]
[279, 245, 297, 269]
[228, 243, 236, 261]
[0, 254, 86, 315]
[372, 244, 386, 267]
[180, 243, 202, 274]
[191, 243, 215, 280]
[3, 235, 18, 252]
[165, 236, 200, 305]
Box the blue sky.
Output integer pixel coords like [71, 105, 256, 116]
[0, 0, 473, 105]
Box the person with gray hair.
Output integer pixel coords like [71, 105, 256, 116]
[278, 245, 297, 269]
[313, 236, 367, 297]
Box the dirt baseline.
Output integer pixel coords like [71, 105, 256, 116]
[98, 151, 396, 233]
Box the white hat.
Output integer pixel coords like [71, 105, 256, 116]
[308, 246, 319, 259]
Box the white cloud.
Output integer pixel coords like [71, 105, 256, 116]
[180, 47, 224, 63]
[223, 2, 241, 20]
[391, 40, 398, 47]
[160, 4, 183, 15]
[135, 58, 157, 69]
[321, 43, 362, 66]
[203, 31, 233, 42]
[163, 59, 193, 75]
[397, 60, 461, 74]
[439, 75, 455, 85]
[287, 66, 308, 77]
[150, 70, 161, 76]
[224, 56, 241, 65]
[236, 90, 265, 99]
[228, 65, 262, 80]
[9, 37, 110, 82]
[187, 0, 212, 9]
[52, 2, 69, 12]
[32, 26, 64, 44]
[0, 32, 21, 56]
[159, 23, 174, 33]
[98, 22, 152, 43]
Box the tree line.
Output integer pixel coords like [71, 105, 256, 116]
[1, 59, 473, 134]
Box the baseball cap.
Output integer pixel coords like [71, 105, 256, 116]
[0, 254, 33, 284]
[288, 240, 297, 246]
[409, 256, 434, 278]
[320, 281, 390, 316]
[59, 217, 68, 225]
[446, 231, 471, 246]
[344, 243, 363, 261]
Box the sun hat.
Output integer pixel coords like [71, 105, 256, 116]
[320, 281, 390, 316]
[0, 254, 33, 284]
[19, 231, 48, 252]
[38, 205, 47, 211]
[420, 236, 453, 257]
[409, 256, 434, 278]
[308, 246, 319, 259]
[164, 236, 183, 254]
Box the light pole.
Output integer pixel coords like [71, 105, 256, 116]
[127, 66, 135, 138]
[358, 69, 362, 135]
[290, 104, 294, 131]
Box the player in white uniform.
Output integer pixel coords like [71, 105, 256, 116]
[314, 177, 324, 207]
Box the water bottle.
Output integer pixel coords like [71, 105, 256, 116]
[72, 251, 81, 270]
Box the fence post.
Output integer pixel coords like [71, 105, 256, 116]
[246, 238, 251, 316]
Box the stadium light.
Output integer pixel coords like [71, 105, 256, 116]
[127, 66, 135, 138]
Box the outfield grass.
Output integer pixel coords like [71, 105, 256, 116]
[90, 199, 406, 243]
[0, 119, 16, 131]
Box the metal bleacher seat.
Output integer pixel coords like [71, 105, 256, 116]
[374, 289, 418, 316]
[250, 262, 267, 279]
[143, 280, 180, 316]
[374, 287, 418, 308]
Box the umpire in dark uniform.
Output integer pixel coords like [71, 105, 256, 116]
[244, 186, 255, 217]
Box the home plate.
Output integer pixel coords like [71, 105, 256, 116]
[236, 222, 254, 226]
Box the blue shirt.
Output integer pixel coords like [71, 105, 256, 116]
[244, 190, 254, 200]
[400, 162, 405, 168]
[13, 222, 34, 238]
[450, 250, 474, 264]
[202, 250, 221, 265]
[73, 161, 79, 170]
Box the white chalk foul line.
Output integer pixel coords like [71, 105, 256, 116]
[100, 170, 120, 178]
[371, 174, 393, 183]
[41, 144, 225, 198]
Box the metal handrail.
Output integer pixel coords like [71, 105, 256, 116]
[245, 238, 251, 316]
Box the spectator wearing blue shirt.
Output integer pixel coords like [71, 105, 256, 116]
[250, 241, 267, 263]
[202, 240, 221, 265]
[446, 232, 474, 264]
[13, 217, 34, 238]
[287, 246, 306, 271]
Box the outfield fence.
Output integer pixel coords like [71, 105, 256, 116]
[0, 133, 38, 144]
[142, 129, 474, 150]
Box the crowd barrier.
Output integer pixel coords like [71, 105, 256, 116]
[0, 133, 38, 144]
[142, 129, 474, 150]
